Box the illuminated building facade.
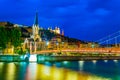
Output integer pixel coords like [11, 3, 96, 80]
[22, 12, 67, 53]
[0, 13, 99, 54]
[31, 12, 41, 41]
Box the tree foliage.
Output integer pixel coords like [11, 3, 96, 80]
[0, 26, 22, 50]
[0, 27, 8, 49]
[10, 27, 22, 47]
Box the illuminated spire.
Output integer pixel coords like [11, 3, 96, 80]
[34, 12, 39, 26]
[31, 11, 41, 41]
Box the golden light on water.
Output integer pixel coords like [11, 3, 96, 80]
[0, 62, 113, 80]
[33, 63, 111, 80]
[5, 63, 16, 80]
[92, 60, 97, 64]
[0, 62, 4, 70]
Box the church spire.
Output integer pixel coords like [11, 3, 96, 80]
[34, 12, 39, 26]
[31, 12, 41, 41]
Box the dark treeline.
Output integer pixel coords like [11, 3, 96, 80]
[0, 26, 22, 50]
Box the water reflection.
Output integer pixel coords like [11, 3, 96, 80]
[0, 62, 4, 80]
[25, 63, 37, 80]
[35, 63, 111, 80]
[5, 63, 16, 80]
[92, 60, 97, 64]
[0, 60, 119, 80]
[79, 61, 84, 71]
[0, 63, 3, 72]
[104, 60, 108, 63]
[113, 60, 118, 63]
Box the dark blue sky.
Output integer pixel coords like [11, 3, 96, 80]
[0, 0, 120, 41]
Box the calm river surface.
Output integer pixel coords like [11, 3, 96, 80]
[0, 60, 120, 80]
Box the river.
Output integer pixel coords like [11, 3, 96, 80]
[0, 60, 120, 80]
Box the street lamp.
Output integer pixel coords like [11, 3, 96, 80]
[46, 41, 49, 50]
[46, 41, 49, 46]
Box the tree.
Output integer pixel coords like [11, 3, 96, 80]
[0, 27, 8, 49]
[10, 27, 22, 47]
[0, 26, 22, 53]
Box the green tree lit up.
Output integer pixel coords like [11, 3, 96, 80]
[0, 27, 8, 49]
[0, 26, 22, 51]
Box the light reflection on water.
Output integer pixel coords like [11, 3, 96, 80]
[0, 60, 120, 80]
[5, 63, 16, 80]
[113, 60, 118, 63]
[92, 60, 97, 64]
[79, 61, 84, 71]
[104, 60, 108, 63]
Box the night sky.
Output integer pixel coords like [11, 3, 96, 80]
[0, 0, 120, 41]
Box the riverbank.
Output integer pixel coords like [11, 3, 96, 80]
[0, 55, 25, 62]
[37, 55, 120, 62]
[0, 54, 120, 62]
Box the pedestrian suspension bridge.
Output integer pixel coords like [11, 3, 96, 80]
[32, 30, 120, 54]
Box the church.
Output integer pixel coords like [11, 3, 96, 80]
[22, 12, 65, 53]
[0, 12, 91, 54]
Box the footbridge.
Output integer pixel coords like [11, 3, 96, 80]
[31, 30, 120, 54]
[31, 48, 120, 54]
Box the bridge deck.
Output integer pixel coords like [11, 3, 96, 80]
[31, 48, 120, 54]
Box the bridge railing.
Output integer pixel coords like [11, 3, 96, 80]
[31, 47, 120, 54]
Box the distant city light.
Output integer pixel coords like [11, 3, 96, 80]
[46, 41, 49, 45]
[56, 42, 58, 45]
